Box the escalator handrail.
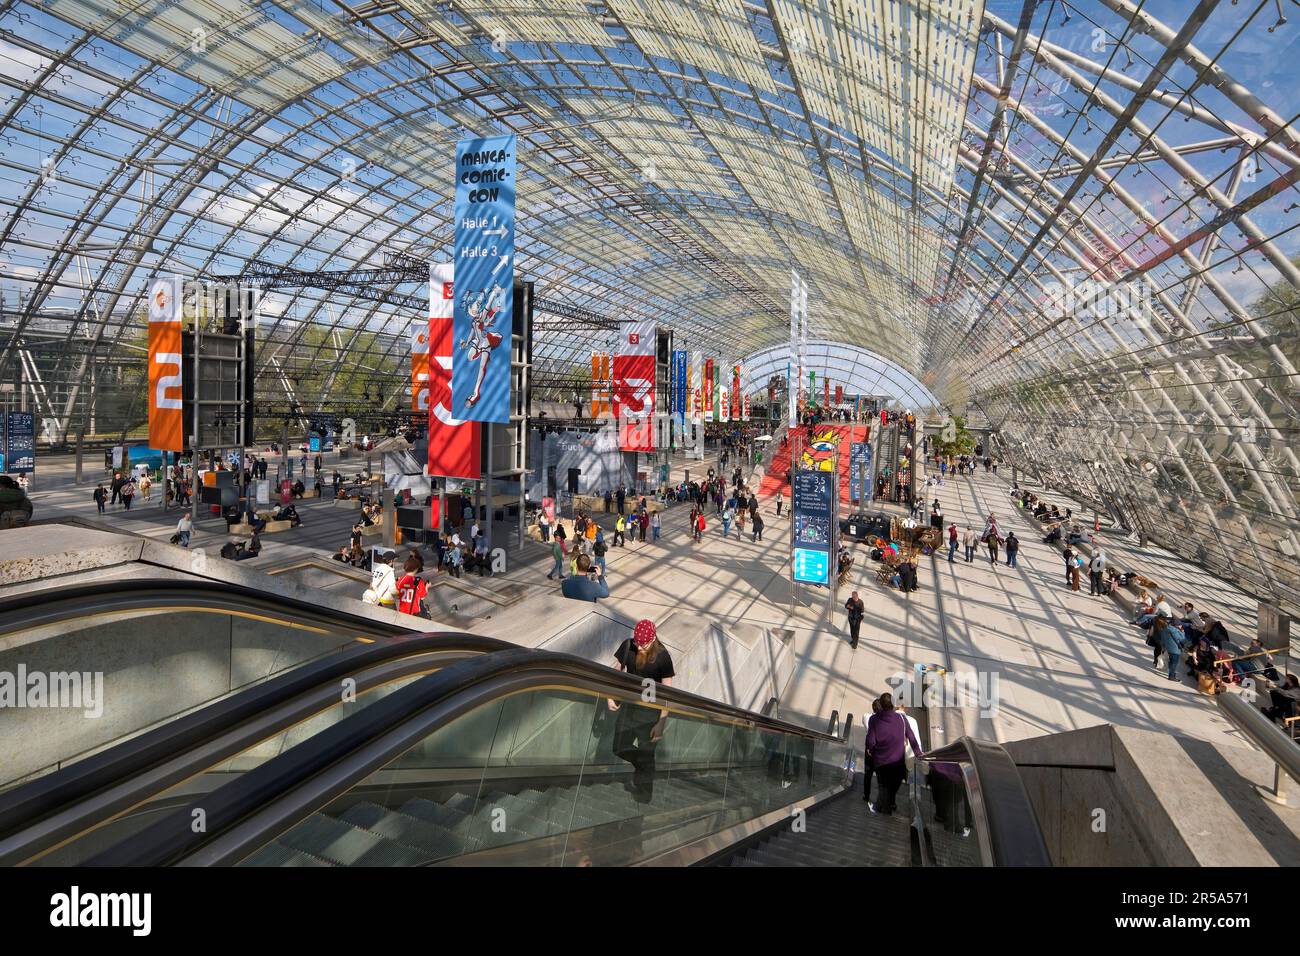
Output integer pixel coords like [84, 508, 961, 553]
[86, 645, 848, 866]
[0, 577, 419, 639]
[919, 737, 1051, 867]
[0, 630, 509, 838]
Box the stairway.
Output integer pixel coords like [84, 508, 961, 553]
[726, 787, 914, 867]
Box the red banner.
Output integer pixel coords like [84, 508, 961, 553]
[835, 385, 843, 405]
[147, 276, 184, 452]
[428, 264, 480, 479]
[614, 321, 656, 451]
[704, 359, 714, 414]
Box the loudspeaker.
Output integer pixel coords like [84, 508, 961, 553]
[567, 468, 580, 493]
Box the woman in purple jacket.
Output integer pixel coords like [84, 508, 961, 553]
[866, 693, 923, 815]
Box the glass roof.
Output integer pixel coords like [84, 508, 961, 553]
[0, 0, 1297, 611]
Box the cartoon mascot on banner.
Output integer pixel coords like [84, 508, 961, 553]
[458, 283, 506, 409]
[799, 427, 839, 472]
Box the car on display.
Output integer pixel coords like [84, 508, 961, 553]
[839, 511, 892, 541]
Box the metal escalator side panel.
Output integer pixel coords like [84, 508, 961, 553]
[84, 648, 851, 867]
[0, 626, 508, 844]
[0, 646, 494, 867]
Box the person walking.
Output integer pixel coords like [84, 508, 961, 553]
[538, 509, 551, 542]
[637, 509, 649, 543]
[775, 491, 784, 517]
[593, 531, 608, 575]
[986, 530, 999, 566]
[613, 514, 626, 547]
[546, 533, 567, 581]
[693, 510, 706, 543]
[604, 488, 613, 514]
[844, 591, 865, 649]
[616, 486, 626, 516]
[962, 526, 976, 562]
[861, 698, 882, 802]
[175, 513, 193, 548]
[947, 523, 958, 562]
[1070, 553, 1083, 591]
[1156, 617, 1186, 682]
[751, 511, 764, 542]
[650, 510, 661, 542]
[721, 504, 733, 539]
[93, 484, 107, 514]
[1005, 532, 1019, 568]
[121, 479, 136, 511]
[865, 693, 922, 815]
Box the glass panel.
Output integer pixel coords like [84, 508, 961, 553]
[914, 760, 981, 867]
[0, 607, 361, 790]
[234, 686, 852, 867]
[30, 674, 428, 867]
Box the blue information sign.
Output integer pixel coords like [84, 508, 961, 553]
[672, 350, 687, 422]
[5, 411, 35, 474]
[791, 469, 837, 585]
[849, 441, 872, 502]
[452, 133, 516, 424]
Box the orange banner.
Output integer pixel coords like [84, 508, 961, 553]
[147, 276, 184, 452]
[412, 323, 430, 412]
[591, 351, 611, 418]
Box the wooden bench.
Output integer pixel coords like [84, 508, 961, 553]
[261, 519, 294, 534]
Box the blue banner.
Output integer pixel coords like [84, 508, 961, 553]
[672, 350, 687, 423]
[791, 469, 837, 585]
[5, 411, 34, 473]
[849, 441, 872, 502]
[452, 133, 515, 424]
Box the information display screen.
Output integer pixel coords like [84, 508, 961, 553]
[791, 469, 837, 585]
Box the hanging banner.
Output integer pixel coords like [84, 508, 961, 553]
[672, 350, 687, 424]
[147, 274, 185, 453]
[614, 320, 656, 451]
[743, 394, 751, 422]
[412, 321, 430, 413]
[692, 387, 702, 423]
[591, 352, 612, 419]
[789, 271, 803, 429]
[809, 370, 817, 408]
[703, 359, 714, 419]
[835, 385, 843, 405]
[732, 363, 741, 420]
[428, 263, 481, 479]
[719, 388, 730, 423]
[452, 133, 515, 423]
[824, 375, 830, 409]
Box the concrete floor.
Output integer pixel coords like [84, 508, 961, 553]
[20, 442, 1290, 752]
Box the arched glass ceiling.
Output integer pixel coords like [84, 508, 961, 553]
[741, 340, 938, 409]
[0, 1, 1297, 609]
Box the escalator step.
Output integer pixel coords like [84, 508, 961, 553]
[278, 814, 430, 867]
[340, 804, 465, 860]
[241, 841, 336, 867]
[401, 796, 474, 830]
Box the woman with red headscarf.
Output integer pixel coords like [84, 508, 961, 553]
[607, 620, 675, 803]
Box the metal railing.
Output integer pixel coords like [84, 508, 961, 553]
[1216, 692, 1300, 806]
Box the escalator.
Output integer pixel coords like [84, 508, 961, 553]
[41, 646, 1050, 867]
[877, 424, 898, 502]
[0, 578, 510, 865]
